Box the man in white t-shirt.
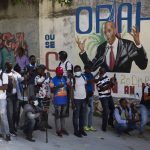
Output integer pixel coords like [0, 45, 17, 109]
[5, 62, 22, 136]
[0, 68, 11, 141]
[71, 65, 87, 138]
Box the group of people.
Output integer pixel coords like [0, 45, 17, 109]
[0, 21, 149, 143]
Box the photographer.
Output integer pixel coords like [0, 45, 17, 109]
[20, 96, 41, 142]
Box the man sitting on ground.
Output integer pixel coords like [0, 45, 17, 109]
[114, 98, 137, 136]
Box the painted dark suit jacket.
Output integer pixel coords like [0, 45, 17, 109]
[79, 38, 148, 73]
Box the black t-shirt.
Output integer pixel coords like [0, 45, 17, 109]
[26, 64, 37, 84]
[140, 85, 150, 109]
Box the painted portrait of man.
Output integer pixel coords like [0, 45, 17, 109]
[76, 21, 148, 73]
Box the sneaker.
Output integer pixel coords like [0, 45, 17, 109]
[74, 132, 82, 138]
[56, 131, 63, 137]
[5, 134, 11, 141]
[84, 126, 90, 131]
[80, 131, 87, 136]
[26, 137, 35, 142]
[101, 127, 107, 132]
[48, 125, 53, 129]
[124, 131, 131, 136]
[61, 129, 69, 136]
[10, 132, 17, 137]
[89, 126, 97, 131]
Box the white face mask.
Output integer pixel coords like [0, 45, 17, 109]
[74, 71, 82, 77]
[33, 100, 39, 106]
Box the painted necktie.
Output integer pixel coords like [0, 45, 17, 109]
[109, 46, 115, 71]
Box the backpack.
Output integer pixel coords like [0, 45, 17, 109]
[73, 74, 86, 90]
[6, 75, 14, 95]
[58, 61, 73, 74]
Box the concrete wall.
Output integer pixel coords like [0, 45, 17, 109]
[0, 0, 40, 64]
[39, 0, 150, 99]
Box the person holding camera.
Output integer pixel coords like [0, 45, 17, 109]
[19, 96, 41, 142]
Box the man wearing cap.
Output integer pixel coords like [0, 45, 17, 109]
[50, 67, 69, 137]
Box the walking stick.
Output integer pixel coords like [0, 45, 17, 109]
[46, 122, 48, 143]
[44, 101, 49, 143]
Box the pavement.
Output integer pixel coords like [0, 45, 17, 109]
[0, 111, 150, 150]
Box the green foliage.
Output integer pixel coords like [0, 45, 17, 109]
[86, 23, 105, 56]
[51, 0, 73, 7]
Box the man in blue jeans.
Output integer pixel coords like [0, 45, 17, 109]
[114, 98, 137, 136]
[139, 83, 150, 136]
[95, 68, 116, 132]
[83, 65, 96, 131]
[0, 67, 11, 141]
[71, 65, 87, 137]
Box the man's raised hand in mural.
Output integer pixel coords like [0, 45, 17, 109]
[130, 26, 140, 46]
[76, 36, 87, 54]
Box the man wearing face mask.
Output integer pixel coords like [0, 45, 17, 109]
[71, 65, 87, 138]
[19, 96, 41, 142]
[76, 21, 148, 73]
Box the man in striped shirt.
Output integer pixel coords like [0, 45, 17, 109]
[95, 68, 115, 132]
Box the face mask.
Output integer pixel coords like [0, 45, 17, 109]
[33, 100, 39, 106]
[74, 71, 82, 77]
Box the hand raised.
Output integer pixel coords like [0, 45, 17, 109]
[130, 26, 140, 45]
[75, 36, 86, 53]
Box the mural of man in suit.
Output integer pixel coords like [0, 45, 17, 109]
[76, 21, 148, 73]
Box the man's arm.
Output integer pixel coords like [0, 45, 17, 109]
[0, 84, 7, 90]
[76, 36, 105, 71]
[133, 45, 148, 70]
[130, 26, 148, 70]
[0, 72, 8, 90]
[27, 112, 40, 119]
[114, 108, 127, 124]
[143, 93, 150, 101]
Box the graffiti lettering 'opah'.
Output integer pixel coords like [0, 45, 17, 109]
[0, 32, 28, 52]
[76, 2, 150, 34]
